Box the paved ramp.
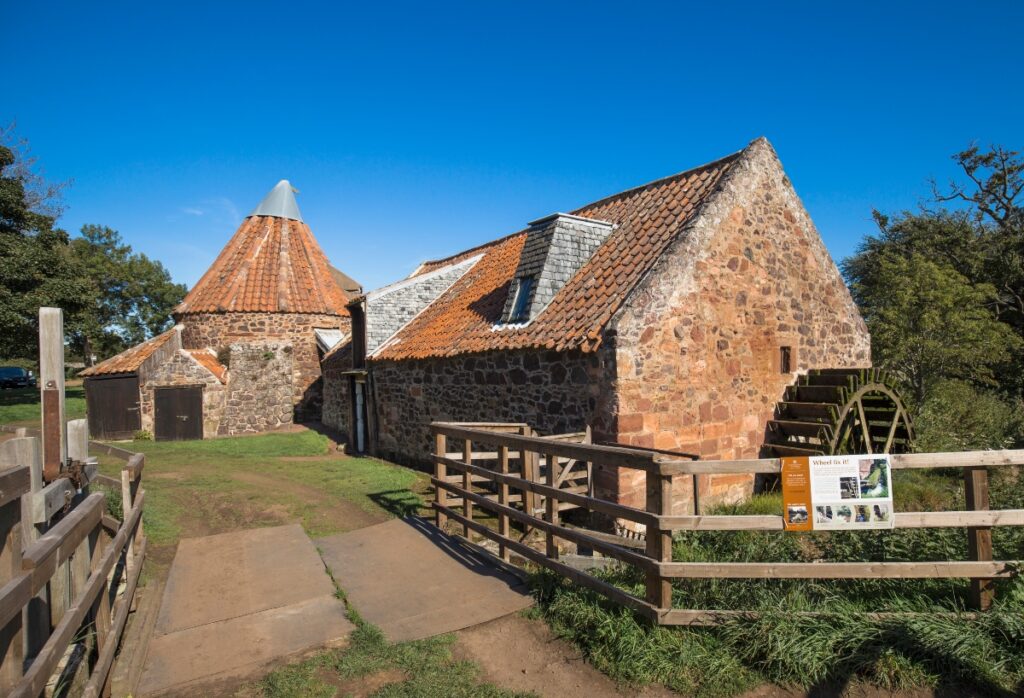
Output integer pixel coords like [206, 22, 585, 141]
[317, 517, 533, 642]
[139, 525, 353, 696]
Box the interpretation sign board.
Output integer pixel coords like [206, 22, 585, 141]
[782, 454, 894, 531]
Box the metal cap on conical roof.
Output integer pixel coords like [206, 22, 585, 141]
[248, 179, 302, 221]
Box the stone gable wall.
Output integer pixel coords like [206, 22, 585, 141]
[368, 346, 616, 466]
[178, 311, 350, 421]
[220, 343, 294, 434]
[139, 350, 226, 438]
[608, 140, 871, 512]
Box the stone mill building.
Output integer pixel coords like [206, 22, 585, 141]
[82, 180, 361, 440]
[322, 138, 871, 511]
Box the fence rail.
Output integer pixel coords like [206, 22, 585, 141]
[0, 424, 146, 696]
[430, 422, 1024, 625]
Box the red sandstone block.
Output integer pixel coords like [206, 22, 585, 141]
[654, 431, 679, 450]
[618, 413, 643, 432]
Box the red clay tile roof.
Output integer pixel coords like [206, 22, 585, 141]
[80, 328, 177, 376]
[188, 350, 228, 383]
[373, 149, 741, 361]
[175, 216, 353, 316]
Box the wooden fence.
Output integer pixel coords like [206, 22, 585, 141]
[430, 421, 1024, 625]
[0, 425, 146, 697]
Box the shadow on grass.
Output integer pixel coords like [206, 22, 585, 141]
[367, 489, 424, 518]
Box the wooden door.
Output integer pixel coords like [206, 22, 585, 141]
[85, 375, 141, 439]
[154, 386, 203, 441]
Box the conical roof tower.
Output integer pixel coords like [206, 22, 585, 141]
[175, 180, 355, 316]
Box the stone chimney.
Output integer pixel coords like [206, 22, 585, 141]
[501, 213, 613, 324]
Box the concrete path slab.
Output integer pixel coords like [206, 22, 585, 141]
[317, 517, 533, 642]
[139, 524, 352, 696]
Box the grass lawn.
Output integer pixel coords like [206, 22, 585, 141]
[91, 428, 528, 697]
[95, 430, 431, 553]
[239, 604, 534, 698]
[0, 383, 87, 426]
[531, 468, 1024, 697]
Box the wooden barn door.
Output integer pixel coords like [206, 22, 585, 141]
[85, 375, 141, 439]
[154, 386, 203, 441]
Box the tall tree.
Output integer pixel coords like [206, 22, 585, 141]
[850, 252, 1020, 406]
[0, 143, 88, 359]
[69, 225, 186, 363]
[846, 144, 1024, 400]
[935, 145, 1024, 336]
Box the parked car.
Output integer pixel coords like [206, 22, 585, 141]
[0, 367, 37, 389]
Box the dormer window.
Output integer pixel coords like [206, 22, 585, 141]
[499, 213, 613, 326]
[508, 276, 535, 323]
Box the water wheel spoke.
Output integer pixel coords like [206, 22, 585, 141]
[765, 368, 912, 457]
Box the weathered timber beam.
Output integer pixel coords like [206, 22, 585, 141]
[431, 424, 657, 472]
[660, 509, 1024, 531]
[434, 455, 657, 527]
[432, 502, 658, 621]
[9, 492, 142, 698]
[659, 560, 1017, 579]
[432, 477, 656, 571]
[657, 449, 1024, 475]
[0, 466, 30, 508]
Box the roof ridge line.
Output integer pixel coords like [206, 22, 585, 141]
[412, 141, 755, 272]
[570, 145, 748, 215]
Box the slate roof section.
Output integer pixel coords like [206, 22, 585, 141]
[175, 214, 354, 316]
[365, 254, 482, 354]
[80, 328, 177, 376]
[373, 146, 742, 361]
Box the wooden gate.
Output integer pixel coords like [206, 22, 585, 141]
[154, 386, 203, 440]
[84, 375, 141, 439]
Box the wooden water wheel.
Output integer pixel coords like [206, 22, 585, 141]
[764, 368, 914, 457]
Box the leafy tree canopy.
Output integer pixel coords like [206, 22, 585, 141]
[0, 127, 185, 365]
[852, 252, 1020, 405]
[0, 142, 88, 359]
[69, 225, 186, 363]
[843, 143, 1024, 448]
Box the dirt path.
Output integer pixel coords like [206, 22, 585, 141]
[454, 614, 677, 698]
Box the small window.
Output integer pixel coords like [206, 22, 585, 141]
[780, 346, 792, 374]
[509, 276, 535, 323]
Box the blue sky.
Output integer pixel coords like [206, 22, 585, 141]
[4, 1, 1022, 291]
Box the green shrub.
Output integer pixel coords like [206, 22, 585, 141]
[914, 380, 1024, 452]
[530, 491, 1024, 695]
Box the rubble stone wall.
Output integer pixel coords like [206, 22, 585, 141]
[368, 346, 617, 466]
[140, 351, 226, 438]
[178, 311, 350, 420]
[321, 343, 353, 442]
[608, 139, 871, 512]
[219, 343, 295, 434]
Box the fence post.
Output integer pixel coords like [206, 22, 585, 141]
[521, 426, 538, 518]
[546, 453, 560, 559]
[121, 466, 136, 574]
[67, 419, 89, 464]
[498, 445, 510, 562]
[7, 437, 50, 660]
[0, 470, 25, 691]
[433, 431, 447, 530]
[965, 465, 994, 610]
[39, 307, 67, 481]
[645, 467, 673, 615]
[88, 524, 112, 697]
[462, 439, 474, 539]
